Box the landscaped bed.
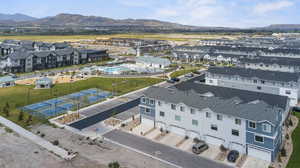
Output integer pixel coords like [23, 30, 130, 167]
[0, 77, 163, 127]
[286, 112, 300, 168]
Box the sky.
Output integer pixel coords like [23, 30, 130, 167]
[1, 0, 299, 28]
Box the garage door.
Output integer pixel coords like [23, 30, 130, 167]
[156, 122, 166, 130]
[230, 142, 245, 153]
[170, 125, 186, 136]
[248, 146, 271, 162]
[205, 135, 224, 146]
[187, 131, 200, 139]
[141, 116, 154, 127]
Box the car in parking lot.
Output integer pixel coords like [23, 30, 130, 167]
[167, 79, 176, 84]
[171, 77, 180, 82]
[184, 73, 194, 78]
[227, 150, 239, 163]
[192, 142, 209, 154]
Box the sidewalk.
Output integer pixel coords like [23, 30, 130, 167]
[0, 116, 75, 160]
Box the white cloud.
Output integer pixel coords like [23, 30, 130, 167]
[253, 0, 293, 14]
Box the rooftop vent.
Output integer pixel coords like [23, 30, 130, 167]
[199, 92, 214, 98]
[248, 100, 260, 104]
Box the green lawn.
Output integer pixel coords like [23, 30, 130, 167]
[170, 64, 203, 78]
[287, 112, 300, 168]
[0, 77, 163, 127]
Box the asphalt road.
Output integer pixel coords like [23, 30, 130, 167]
[104, 129, 232, 168]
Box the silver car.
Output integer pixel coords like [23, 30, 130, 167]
[192, 142, 209, 154]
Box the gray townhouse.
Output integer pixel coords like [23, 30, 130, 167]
[0, 40, 109, 73]
[205, 67, 300, 106]
[239, 57, 300, 73]
[139, 83, 290, 162]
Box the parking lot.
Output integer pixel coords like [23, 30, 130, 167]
[104, 129, 231, 168]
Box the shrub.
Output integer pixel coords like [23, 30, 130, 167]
[160, 127, 164, 132]
[193, 138, 200, 143]
[285, 134, 290, 140]
[52, 140, 59, 146]
[108, 161, 120, 168]
[40, 133, 45, 138]
[289, 119, 293, 127]
[185, 135, 189, 140]
[281, 147, 287, 157]
[220, 145, 228, 152]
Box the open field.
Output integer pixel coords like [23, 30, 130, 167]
[0, 33, 243, 42]
[287, 112, 300, 168]
[0, 77, 163, 127]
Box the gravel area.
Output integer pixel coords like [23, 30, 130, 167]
[0, 127, 104, 168]
[31, 124, 174, 168]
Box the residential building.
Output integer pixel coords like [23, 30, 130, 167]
[239, 57, 300, 73]
[136, 56, 171, 69]
[205, 67, 300, 106]
[35, 77, 53, 89]
[139, 83, 290, 162]
[0, 40, 109, 73]
[0, 76, 15, 88]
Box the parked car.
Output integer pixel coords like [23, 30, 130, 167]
[171, 77, 180, 82]
[192, 142, 209, 154]
[184, 73, 194, 78]
[227, 150, 239, 163]
[167, 79, 176, 84]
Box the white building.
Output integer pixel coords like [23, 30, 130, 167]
[136, 56, 171, 69]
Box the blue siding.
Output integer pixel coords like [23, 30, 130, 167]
[246, 131, 274, 150]
[246, 120, 275, 137]
[139, 96, 156, 118]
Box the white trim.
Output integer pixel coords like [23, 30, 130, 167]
[247, 130, 277, 139]
[254, 135, 264, 144]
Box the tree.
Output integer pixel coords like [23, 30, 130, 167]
[108, 161, 120, 168]
[3, 102, 10, 117]
[26, 115, 33, 125]
[18, 110, 24, 121]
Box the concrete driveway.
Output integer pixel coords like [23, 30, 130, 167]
[104, 129, 232, 168]
[242, 156, 270, 168]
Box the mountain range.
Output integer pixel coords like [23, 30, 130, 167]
[0, 13, 299, 31]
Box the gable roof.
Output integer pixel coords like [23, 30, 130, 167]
[143, 84, 288, 125]
[207, 67, 300, 83]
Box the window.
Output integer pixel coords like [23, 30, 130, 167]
[175, 115, 181, 121]
[158, 101, 162, 106]
[261, 80, 265, 84]
[190, 108, 196, 115]
[206, 112, 211, 118]
[285, 90, 291, 95]
[249, 121, 256, 129]
[211, 124, 218, 131]
[180, 106, 185, 112]
[171, 104, 176, 110]
[232, 129, 239, 136]
[262, 123, 271, 133]
[192, 119, 198, 126]
[145, 108, 151, 113]
[209, 80, 213, 83]
[159, 111, 165, 117]
[253, 80, 257, 83]
[141, 98, 146, 103]
[257, 86, 262, 90]
[217, 114, 223, 121]
[255, 135, 264, 143]
[150, 99, 155, 105]
[235, 118, 241, 125]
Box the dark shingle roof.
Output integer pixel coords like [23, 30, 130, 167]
[207, 67, 300, 83]
[241, 57, 300, 67]
[143, 84, 288, 125]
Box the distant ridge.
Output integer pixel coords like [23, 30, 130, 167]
[0, 13, 37, 22]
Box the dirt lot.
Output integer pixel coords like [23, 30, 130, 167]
[0, 127, 104, 168]
[31, 124, 174, 168]
[15, 75, 86, 85]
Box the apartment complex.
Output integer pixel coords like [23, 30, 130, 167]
[139, 82, 290, 162]
[205, 67, 300, 106]
[0, 40, 109, 73]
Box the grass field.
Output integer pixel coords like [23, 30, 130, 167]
[287, 112, 300, 168]
[0, 33, 242, 42]
[170, 64, 203, 78]
[0, 77, 163, 127]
